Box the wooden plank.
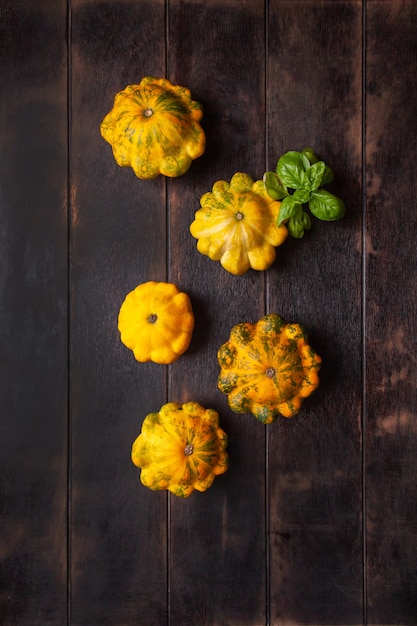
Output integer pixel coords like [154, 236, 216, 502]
[365, 2, 417, 624]
[267, 2, 364, 623]
[0, 1, 68, 624]
[69, 2, 169, 623]
[6, 1, 417, 624]
[167, 1, 268, 624]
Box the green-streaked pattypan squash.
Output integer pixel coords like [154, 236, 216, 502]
[100, 76, 205, 179]
[217, 314, 321, 423]
[118, 281, 194, 364]
[131, 401, 229, 498]
[189, 172, 288, 275]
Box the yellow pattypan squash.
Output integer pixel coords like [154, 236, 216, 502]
[118, 281, 194, 364]
[217, 314, 321, 423]
[131, 401, 229, 498]
[100, 76, 206, 179]
[189, 172, 288, 275]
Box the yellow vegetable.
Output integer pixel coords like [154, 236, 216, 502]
[100, 76, 205, 179]
[131, 401, 229, 498]
[217, 314, 321, 423]
[190, 172, 288, 275]
[118, 281, 194, 364]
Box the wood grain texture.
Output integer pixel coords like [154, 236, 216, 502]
[2, 0, 417, 624]
[365, 2, 417, 624]
[69, 2, 168, 624]
[167, 2, 268, 624]
[0, 1, 68, 624]
[267, 2, 363, 623]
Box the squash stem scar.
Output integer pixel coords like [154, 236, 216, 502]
[148, 313, 158, 323]
[143, 108, 154, 117]
[266, 367, 276, 378]
[236, 211, 244, 221]
[184, 444, 194, 456]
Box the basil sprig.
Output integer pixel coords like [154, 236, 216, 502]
[263, 148, 345, 238]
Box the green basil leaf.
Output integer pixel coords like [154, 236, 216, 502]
[276, 151, 308, 190]
[302, 148, 319, 165]
[320, 165, 334, 185]
[263, 171, 288, 200]
[288, 206, 312, 238]
[277, 195, 296, 226]
[300, 153, 311, 171]
[306, 161, 326, 191]
[303, 210, 312, 230]
[292, 188, 311, 204]
[309, 189, 346, 221]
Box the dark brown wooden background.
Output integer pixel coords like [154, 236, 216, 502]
[1, 1, 417, 624]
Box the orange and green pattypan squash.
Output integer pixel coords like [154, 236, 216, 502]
[217, 314, 321, 423]
[131, 401, 229, 498]
[189, 172, 288, 275]
[100, 76, 205, 179]
[118, 281, 194, 364]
